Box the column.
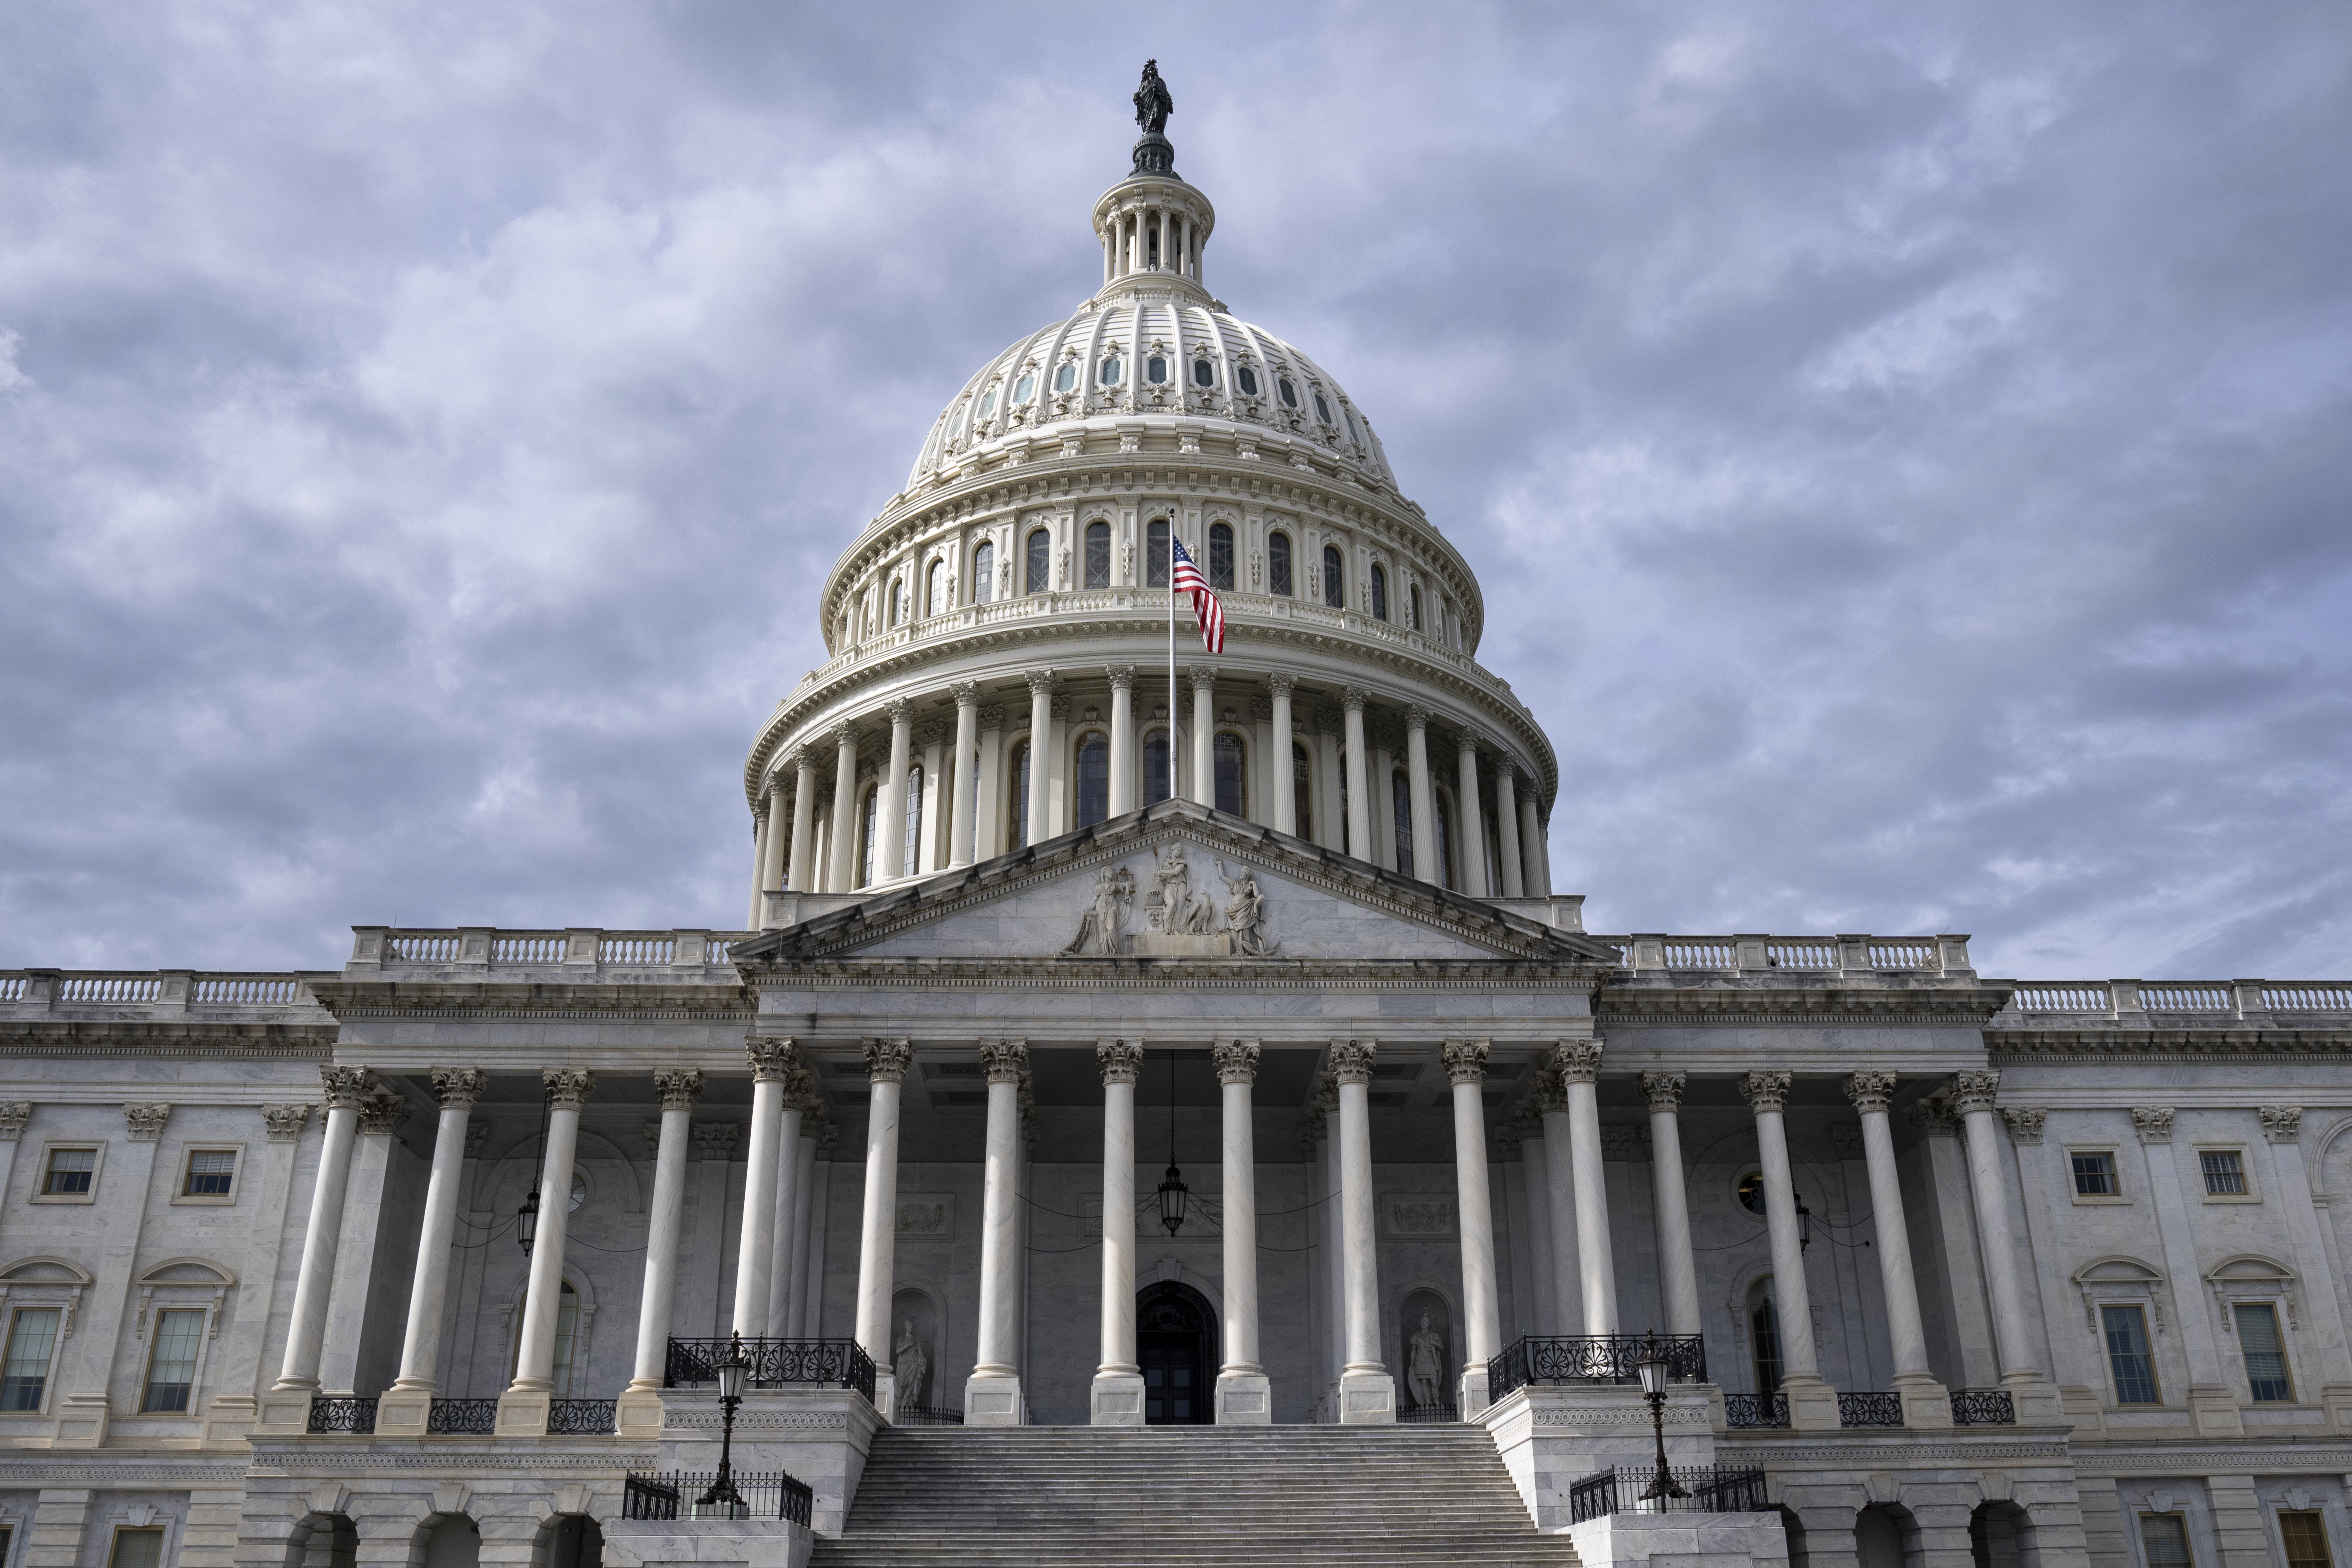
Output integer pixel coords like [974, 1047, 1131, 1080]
[1640, 1072, 1702, 1338]
[760, 775, 789, 899]
[1091, 1039, 1146, 1424]
[1554, 1040, 1618, 1335]
[618, 1069, 702, 1436]
[787, 750, 819, 893]
[1518, 788, 1548, 897]
[1455, 731, 1489, 896]
[2261, 1108, 2352, 1424]
[948, 683, 981, 867]
[1444, 1041, 1502, 1414]
[1494, 765, 1525, 897]
[747, 802, 771, 929]
[966, 1039, 1028, 1424]
[876, 701, 913, 880]
[825, 725, 860, 892]
[1190, 666, 1218, 805]
[1342, 689, 1372, 859]
[783, 1106, 820, 1336]
[499, 1067, 595, 1434]
[1740, 1070, 1838, 1429]
[1214, 1040, 1271, 1423]
[1107, 667, 1136, 815]
[1846, 1070, 1951, 1426]
[1950, 1071, 2064, 1420]
[377, 1069, 487, 1433]
[854, 1038, 912, 1416]
[1269, 675, 1297, 835]
[1518, 1109, 1560, 1335]
[1330, 1040, 1396, 1421]
[1024, 670, 1056, 843]
[731, 1038, 797, 1337]
[1535, 1070, 1584, 1334]
[1404, 708, 1438, 880]
[262, 1066, 373, 1422]
[763, 1065, 810, 1335]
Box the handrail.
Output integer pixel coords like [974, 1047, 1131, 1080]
[1486, 1335, 1707, 1399]
[1837, 1391, 1903, 1428]
[1722, 1392, 1788, 1429]
[665, 1337, 877, 1405]
[1569, 1466, 1769, 1523]
[307, 1395, 379, 1434]
[624, 1471, 812, 1527]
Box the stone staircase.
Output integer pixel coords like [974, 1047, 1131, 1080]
[810, 1424, 1581, 1567]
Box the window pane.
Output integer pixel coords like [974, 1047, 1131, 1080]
[1192, 359, 1213, 387]
[1278, 377, 1298, 408]
[1014, 372, 1035, 402]
[1085, 522, 1111, 589]
[1314, 393, 1332, 423]
[1292, 744, 1313, 839]
[1147, 521, 1170, 588]
[1011, 741, 1031, 849]
[1025, 529, 1051, 595]
[860, 790, 877, 887]
[2141, 1515, 2193, 1568]
[44, 1149, 94, 1195]
[1147, 355, 1168, 384]
[2280, 1512, 2332, 1568]
[1054, 362, 1076, 393]
[1214, 733, 1244, 816]
[1078, 735, 1110, 827]
[142, 1308, 204, 1412]
[1392, 773, 1414, 877]
[1208, 524, 1235, 591]
[1238, 366, 1259, 396]
[1323, 546, 1345, 609]
[110, 1531, 164, 1568]
[2, 1308, 59, 1411]
[973, 541, 995, 604]
[2235, 1303, 2292, 1401]
[1143, 730, 1171, 808]
[1750, 1283, 1784, 1394]
[2201, 1150, 2247, 1195]
[926, 560, 945, 617]
[1370, 564, 1388, 621]
[2073, 1152, 2117, 1196]
[903, 768, 923, 874]
[1268, 532, 1293, 596]
[1099, 356, 1122, 386]
[2104, 1304, 2160, 1403]
[184, 1150, 235, 1196]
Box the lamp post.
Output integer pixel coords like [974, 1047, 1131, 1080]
[1635, 1334, 1688, 1509]
[696, 1332, 750, 1516]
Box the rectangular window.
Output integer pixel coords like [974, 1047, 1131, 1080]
[109, 1529, 164, 1568]
[2234, 1303, 2293, 1401]
[0, 1307, 60, 1411]
[182, 1149, 236, 1197]
[2141, 1514, 2193, 1568]
[140, 1308, 205, 1412]
[2201, 1150, 2248, 1195]
[2104, 1303, 2161, 1404]
[2280, 1512, 2332, 1568]
[42, 1148, 96, 1196]
[2073, 1151, 2119, 1196]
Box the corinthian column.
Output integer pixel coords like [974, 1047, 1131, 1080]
[1091, 1039, 1147, 1424]
[1493, 764, 1525, 897]
[854, 1038, 912, 1416]
[787, 750, 819, 894]
[1022, 671, 1056, 847]
[500, 1067, 596, 1435]
[1455, 731, 1489, 896]
[1269, 676, 1297, 835]
[733, 1038, 797, 1337]
[948, 683, 981, 867]
[966, 1039, 1028, 1425]
[1107, 668, 1137, 815]
[1951, 1070, 2051, 1407]
[1213, 1040, 1270, 1423]
[759, 773, 789, 904]
[877, 701, 914, 880]
[1444, 1041, 1501, 1414]
[1535, 1069, 1583, 1333]
[1342, 689, 1372, 861]
[764, 1066, 810, 1336]
[376, 1067, 487, 1434]
[1404, 708, 1438, 880]
[1740, 1070, 1837, 1430]
[266, 1065, 374, 1414]
[1555, 1039, 1617, 1335]
[1846, 1070, 1950, 1427]
[1190, 666, 1219, 806]
[1331, 1039, 1397, 1423]
[1640, 1072, 1702, 1337]
[826, 725, 860, 892]
[619, 1068, 703, 1437]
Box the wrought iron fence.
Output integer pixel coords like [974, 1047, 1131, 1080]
[1486, 1334, 1708, 1398]
[1950, 1389, 2015, 1426]
[1397, 1403, 1461, 1424]
[308, 1396, 379, 1434]
[427, 1398, 498, 1434]
[547, 1398, 616, 1435]
[1569, 1466, 1770, 1523]
[893, 1404, 964, 1427]
[623, 1471, 812, 1528]
[1838, 1391, 1903, 1428]
[1722, 1392, 1788, 1429]
[665, 1338, 877, 1404]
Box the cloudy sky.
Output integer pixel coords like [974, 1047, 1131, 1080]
[3, 2, 2347, 980]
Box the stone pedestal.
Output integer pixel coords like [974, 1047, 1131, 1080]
[1482, 1383, 1719, 1531]
[661, 1386, 882, 1541]
[252, 1388, 313, 1437]
[616, 1387, 668, 1440]
[1214, 1369, 1271, 1425]
[1458, 1363, 1493, 1420]
[50, 1392, 109, 1447]
[374, 1389, 431, 1437]
[496, 1387, 552, 1436]
[1892, 1372, 1953, 1429]
[1566, 1508, 1793, 1568]
[1335, 1367, 1397, 1425]
[1090, 1370, 1145, 1426]
[604, 1517, 812, 1568]
[1780, 1372, 1841, 1431]
[964, 1370, 1022, 1426]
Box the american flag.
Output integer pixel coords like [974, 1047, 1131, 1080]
[1170, 537, 1225, 653]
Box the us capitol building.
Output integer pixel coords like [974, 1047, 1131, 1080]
[2, 63, 2346, 1568]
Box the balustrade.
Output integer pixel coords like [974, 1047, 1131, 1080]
[1722, 1392, 1788, 1429]
[426, 1397, 498, 1434]
[307, 1395, 379, 1434]
[1569, 1467, 1769, 1523]
[1948, 1389, 2015, 1426]
[547, 1398, 618, 1435]
[665, 1337, 877, 1403]
[1837, 1391, 1903, 1428]
[1486, 1335, 1707, 1399]
[624, 1471, 813, 1527]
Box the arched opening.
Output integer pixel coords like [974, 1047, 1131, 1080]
[887, 578, 903, 626]
[1213, 732, 1245, 816]
[1392, 772, 1414, 877]
[1370, 563, 1389, 621]
[1148, 519, 1171, 587]
[1143, 728, 1172, 807]
[285, 1514, 357, 1568]
[902, 767, 923, 874]
[1008, 740, 1031, 850]
[535, 1516, 601, 1568]
[1268, 531, 1293, 596]
[1207, 522, 1236, 591]
[1971, 1501, 2036, 1568]
[1291, 743, 1313, 839]
[925, 558, 946, 618]
[1778, 1508, 1808, 1568]
[1076, 732, 1110, 828]
[973, 541, 995, 604]
[1137, 1281, 1215, 1425]
[1322, 545, 1345, 609]
[1855, 1505, 1913, 1568]
[1084, 521, 1111, 589]
[421, 1517, 480, 1568]
[1748, 1276, 1784, 1395]
[1025, 529, 1051, 595]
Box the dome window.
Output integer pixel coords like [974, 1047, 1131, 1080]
[972, 541, 996, 605]
[1370, 563, 1389, 621]
[1146, 355, 1168, 384]
[1322, 545, 1346, 609]
[1054, 363, 1077, 393]
[1147, 518, 1170, 588]
[1014, 372, 1036, 403]
[1268, 531, 1294, 597]
[1237, 367, 1260, 397]
[1207, 522, 1235, 591]
[1099, 356, 1124, 387]
[1192, 359, 1214, 387]
[1341, 405, 1361, 442]
[1313, 392, 1333, 424]
[1085, 520, 1111, 589]
[978, 389, 997, 418]
[1278, 378, 1299, 409]
[1025, 528, 1052, 595]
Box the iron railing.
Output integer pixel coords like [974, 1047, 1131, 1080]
[1398, 1402, 1461, 1424]
[547, 1398, 616, 1435]
[623, 1471, 812, 1527]
[308, 1396, 378, 1434]
[1950, 1389, 2016, 1426]
[665, 1337, 877, 1404]
[1723, 1392, 1788, 1429]
[1839, 1391, 1903, 1428]
[893, 1404, 964, 1427]
[1569, 1467, 1770, 1523]
[1486, 1335, 1708, 1398]
[427, 1397, 498, 1434]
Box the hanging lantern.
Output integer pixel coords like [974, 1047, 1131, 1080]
[1158, 1162, 1189, 1237]
[517, 1186, 541, 1257]
[1794, 1193, 1812, 1252]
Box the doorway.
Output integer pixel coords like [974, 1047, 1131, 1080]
[1137, 1281, 1215, 1425]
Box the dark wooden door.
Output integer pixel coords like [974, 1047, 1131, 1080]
[1137, 1282, 1212, 1424]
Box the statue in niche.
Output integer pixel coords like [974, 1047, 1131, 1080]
[1407, 1312, 1448, 1411]
[1222, 863, 1274, 956]
[1150, 845, 1217, 935]
[1134, 60, 1173, 135]
[894, 1318, 929, 1409]
[1062, 866, 1135, 956]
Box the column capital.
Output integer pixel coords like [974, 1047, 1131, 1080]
[653, 1069, 705, 1112]
[1106, 666, 1136, 691]
[320, 1065, 378, 1110]
[884, 699, 913, 726]
[1844, 1070, 1898, 1113]
[1097, 1039, 1145, 1084]
[358, 1089, 409, 1135]
[979, 704, 1006, 729]
[830, 723, 861, 752]
[747, 1037, 800, 1082]
[124, 1103, 172, 1142]
[981, 1039, 1030, 1084]
[1458, 726, 1487, 754]
[431, 1067, 489, 1109]
[1404, 704, 1431, 731]
[1550, 1040, 1603, 1084]
[542, 1068, 596, 1111]
[784, 1064, 820, 1113]
[1532, 1067, 1569, 1113]
[1187, 664, 1219, 689]
[0, 1103, 27, 1142]
[1441, 1039, 1489, 1086]
[1910, 1094, 1960, 1137]
[1639, 1070, 1686, 1112]
[2001, 1107, 2047, 1144]
[1316, 707, 1344, 736]
[770, 759, 797, 791]
[1250, 695, 1274, 723]
[262, 1104, 312, 1142]
[1050, 694, 1072, 722]
[1213, 1040, 1261, 1086]
[952, 680, 983, 706]
[1024, 669, 1059, 697]
[694, 1122, 740, 1158]
[1740, 1070, 1792, 1114]
[2131, 1106, 2175, 1144]
[1328, 1039, 1377, 1084]
[913, 718, 950, 749]
[792, 748, 817, 774]
[1267, 673, 1297, 698]
[1949, 1069, 2002, 1113]
[2261, 1105, 2304, 1144]
[863, 1038, 914, 1084]
[1341, 686, 1370, 713]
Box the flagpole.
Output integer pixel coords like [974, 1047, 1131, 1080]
[1168, 523, 1179, 804]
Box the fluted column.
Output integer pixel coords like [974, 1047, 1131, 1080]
[1444, 1041, 1501, 1414]
[1520, 789, 1551, 895]
[1555, 1040, 1617, 1335]
[1269, 675, 1297, 835]
[783, 1102, 820, 1336]
[1107, 667, 1137, 814]
[1640, 1072, 1702, 1337]
[619, 1068, 703, 1436]
[1846, 1071, 1951, 1427]
[1213, 1040, 1270, 1423]
[747, 802, 772, 929]
[1455, 731, 1489, 896]
[1342, 689, 1372, 859]
[763, 1065, 810, 1336]
[967, 1039, 1028, 1424]
[1404, 708, 1438, 880]
[1092, 1039, 1147, 1423]
[1331, 1039, 1396, 1421]
[732, 1039, 797, 1337]
[1190, 666, 1219, 806]
[788, 751, 819, 894]
[1951, 1071, 2042, 1388]
[855, 1038, 912, 1416]
[826, 726, 860, 892]
[1535, 1069, 1583, 1333]
[377, 1068, 487, 1433]
[948, 683, 981, 867]
[875, 702, 914, 880]
[760, 775, 789, 899]
[269, 1066, 373, 1399]
[1494, 765, 1525, 897]
[1740, 1070, 1837, 1429]
[1024, 671, 1056, 845]
[500, 1067, 595, 1434]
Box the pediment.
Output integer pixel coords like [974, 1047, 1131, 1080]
[734, 800, 1613, 968]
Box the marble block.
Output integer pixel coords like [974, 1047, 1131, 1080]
[1566, 1508, 1791, 1568]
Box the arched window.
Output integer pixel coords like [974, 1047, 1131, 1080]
[888, 579, 903, 626]
[860, 787, 879, 887]
[1409, 583, 1422, 632]
[1147, 519, 1170, 588]
[1323, 545, 1345, 609]
[1268, 532, 1293, 597]
[1076, 732, 1109, 827]
[1435, 791, 1454, 890]
[973, 541, 995, 605]
[1370, 563, 1390, 621]
[1748, 1278, 1784, 1395]
[1085, 521, 1111, 589]
[1392, 772, 1414, 876]
[1292, 743, 1313, 839]
[1207, 522, 1235, 591]
[926, 558, 946, 618]
[903, 767, 924, 875]
[1009, 741, 1031, 850]
[1214, 732, 1245, 816]
[1144, 729, 1172, 807]
[1025, 529, 1051, 595]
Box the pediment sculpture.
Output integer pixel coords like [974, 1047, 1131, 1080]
[1061, 845, 1276, 958]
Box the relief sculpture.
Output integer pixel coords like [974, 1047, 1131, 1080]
[1062, 866, 1135, 956]
[1059, 845, 1276, 958]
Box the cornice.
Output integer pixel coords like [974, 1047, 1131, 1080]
[1598, 985, 2014, 1029]
[0, 1023, 338, 1059]
[1720, 1433, 2073, 1465]
[308, 981, 755, 1022]
[1990, 1028, 2352, 1061]
[2070, 1442, 2352, 1476]
[760, 959, 1597, 993]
